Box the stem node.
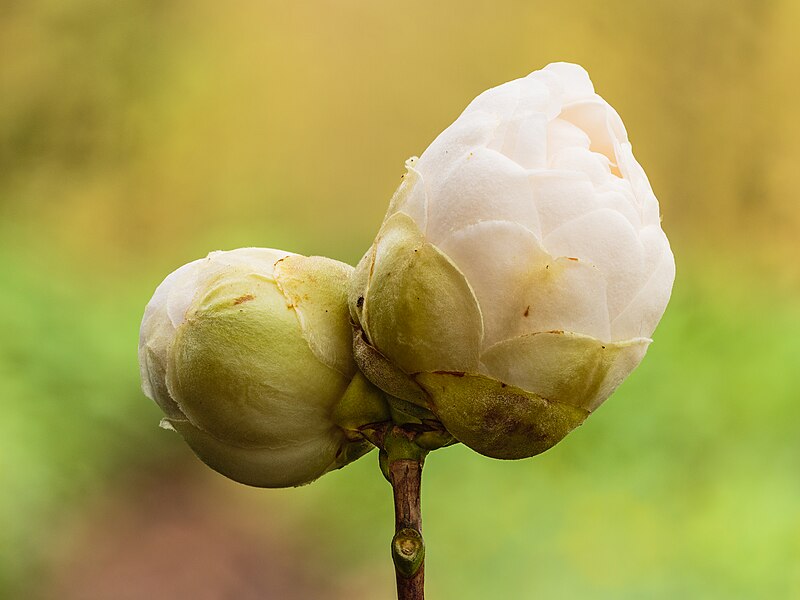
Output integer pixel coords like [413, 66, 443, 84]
[392, 527, 425, 578]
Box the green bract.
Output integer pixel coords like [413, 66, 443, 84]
[139, 249, 381, 487]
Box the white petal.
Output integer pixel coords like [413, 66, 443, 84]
[544, 208, 645, 324]
[559, 99, 626, 167]
[164, 248, 291, 329]
[516, 75, 561, 117]
[437, 220, 550, 348]
[546, 118, 591, 159]
[139, 258, 206, 414]
[464, 78, 523, 116]
[209, 248, 291, 272]
[550, 146, 613, 187]
[480, 331, 650, 411]
[529, 170, 597, 238]
[397, 166, 429, 232]
[489, 110, 548, 169]
[610, 225, 675, 339]
[423, 147, 542, 243]
[423, 107, 498, 160]
[615, 141, 661, 226]
[140, 258, 203, 345]
[440, 219, 612, 342]
[513, 256, 611, 340]
[594, 186, 642, 230]
[165, 259, 209, 328]
[542, 62, 596, 104]
[484, 76, 556, 165]
[415, 109, 498, 198]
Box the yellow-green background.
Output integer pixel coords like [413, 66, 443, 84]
[2, 1, 798, 598]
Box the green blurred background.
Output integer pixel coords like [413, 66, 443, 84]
[1, 0, 799, 598]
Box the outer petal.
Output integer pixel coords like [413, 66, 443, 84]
[139, 249, 292, 418]
[594, 185, 642, 231]
[480, 331, 650, 411]
[423, 147, 542, 244]
[615, 140, 662, 227]
[274, 254, 356, 378]
[437, 220, 550, 347]
[167, 418, 369, 488]
[364, 212, 483, 375]
[349, 242, 375, 330]
[610, 225, 676, 339]
[167, 268, 348, 447]
[481, 76, 552, 168]
[139, 259, 205, 418]
[463, 77, 524, 116]
[489, 110, 548, 169]
[544, 207, 646, 325]
[546, 118, 591, 160]
[415, 109, 498, 195]
[559, 99, 625, 168]
[514, 256, 611, 341]
[550, 146, 614, 187]
[541, 62, 596, 104]
[166, 249, 290, 328]
[529, 170, 596, 238]
[383, 157, 428, 233]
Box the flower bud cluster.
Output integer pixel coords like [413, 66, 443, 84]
[139, 63, 674, 485]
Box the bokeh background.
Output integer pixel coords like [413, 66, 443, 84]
[2, 0, 799, 598]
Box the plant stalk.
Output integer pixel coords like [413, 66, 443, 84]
[389, 457, 425, 600]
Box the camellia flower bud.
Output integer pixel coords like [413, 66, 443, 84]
[139, 248, 377, 487]
[350, 62, 675, 459]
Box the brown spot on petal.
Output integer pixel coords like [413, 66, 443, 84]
[523, 306, 530, 317]
[545, 329, 564, 335]
[233, 294, 255, 305]
[566, 257, 579, 261]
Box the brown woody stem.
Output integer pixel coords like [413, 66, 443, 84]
[365, 425, 427, 600]
[389, 457, 425, 600]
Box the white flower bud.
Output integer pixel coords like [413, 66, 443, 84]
[139, 248, 375, 487]
[351, 63, 675, 459]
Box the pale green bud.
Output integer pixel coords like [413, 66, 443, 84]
[139, 248, 377, 487]
[351, 63, 674, 460]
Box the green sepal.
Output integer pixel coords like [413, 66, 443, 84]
[349, 244, 375, 329]
[353, 329, 431, 407]
[336, 438, 375, 468]
[378, 449, 391, 482]
[414, 429, 456, 451]
[387, 396, 438, 426]
[384, 428, 428, 465]
[414, 371, 589, 460]
[363, 212, 484, 375]
[331, 371, 392, 436]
